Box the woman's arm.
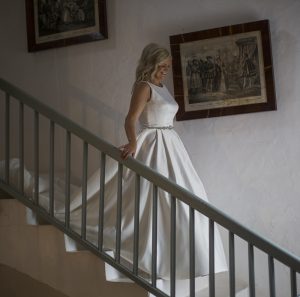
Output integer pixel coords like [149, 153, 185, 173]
[120, 82, 150, 159]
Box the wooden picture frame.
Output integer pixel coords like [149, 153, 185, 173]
[169, 20, 276, 120]
[25, 0, 108, 52]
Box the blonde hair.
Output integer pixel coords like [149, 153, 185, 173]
[134, 43, 170, 87]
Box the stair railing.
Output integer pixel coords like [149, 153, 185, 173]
[0, 77, 299, 297]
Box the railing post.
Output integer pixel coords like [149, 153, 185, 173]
[170, 196, 176, 297]
[5, 93, 10, 184]
[133, 174, 140, 275]
[229, 231, 236, 297]
[290, 269, 297, 297]
[19, 102, 24, 194]
[189, 207, 195, 297]
[248, 243, 256, 297]
[115, 163, 123, 263]
[34, 111, 39, 204]
[49, 120, 55, 216]
[98, 152, 106, 251]
[151, 184, 158, 287]
[268, 255, 276, 297]
[65, 131, 71, 228]
[209, 219, 215, 297]
[81, 141, 88, 240]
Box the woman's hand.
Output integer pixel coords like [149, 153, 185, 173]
[119, 141, 137, 160]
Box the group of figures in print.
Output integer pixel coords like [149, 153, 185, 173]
[184, 36, 261, 103]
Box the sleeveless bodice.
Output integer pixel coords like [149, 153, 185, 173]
[139, 82, 179, 128]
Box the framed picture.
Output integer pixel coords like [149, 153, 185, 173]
[169, 20, 276, 120]
[25, 0, 108, 52]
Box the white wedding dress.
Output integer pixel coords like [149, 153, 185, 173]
[0, 82, 228, 296]
[59, 81, 228, 294]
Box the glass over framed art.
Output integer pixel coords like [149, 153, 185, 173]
[170, 20, 276, 120]
[25, 0, 108, 52]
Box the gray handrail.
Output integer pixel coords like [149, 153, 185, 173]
[0, 77, 299, 273]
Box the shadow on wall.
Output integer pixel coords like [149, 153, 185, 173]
[58, 78, 129, 185]
[62, 81, 125, 144]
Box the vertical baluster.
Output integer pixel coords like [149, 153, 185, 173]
[98, 152, 106, 251]
[268, 255, 276, 297]
[34, 111, 39, 204]
[290, 269, 297, 297]
[49, 121, 55, 216]
[248, 243, 256, 297]
[151, 184, 158, 287]
[190, 207, 195, 297]
[65, 131, 71, 228]
[115, 163, 123, 263]
[133, 174, 140, 275]
[229, 231, 236, 297]
[170, 196, 176, 297]
[4, 93, 10, 184]
[209, 219, 215, 297]
[19, 102, 24, 194]
[81, 141, 88, 240]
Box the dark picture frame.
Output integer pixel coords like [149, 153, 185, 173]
[25, 0, 108, 52]
[169, 20, 276, 120]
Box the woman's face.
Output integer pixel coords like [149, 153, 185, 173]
[152, 56, 172, 84]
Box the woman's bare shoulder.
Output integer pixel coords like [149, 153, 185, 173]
[132, 81, 151, 102]
[134, 81, 151, 91]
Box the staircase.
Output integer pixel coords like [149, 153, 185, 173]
[0, 197, 251, 297]
[0, 197, 146, 297]
[0, 78, 299, 297]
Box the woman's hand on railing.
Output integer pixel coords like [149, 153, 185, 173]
[119, 141, 137, 160]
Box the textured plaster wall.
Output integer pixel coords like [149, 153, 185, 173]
[0, 0, 300, 295]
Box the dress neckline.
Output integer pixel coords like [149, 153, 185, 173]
[148, 81, 164, 88]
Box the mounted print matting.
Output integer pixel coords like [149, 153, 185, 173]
[25, 0, 108, 52]
[170, 20, 276, 120]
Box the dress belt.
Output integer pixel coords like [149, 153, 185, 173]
[143, 125, 174, 130]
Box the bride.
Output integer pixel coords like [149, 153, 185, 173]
[68, 43, 228, 293]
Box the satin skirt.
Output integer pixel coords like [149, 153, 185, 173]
[59, 128, 228, 280]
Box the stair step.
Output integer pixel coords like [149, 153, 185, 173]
[26, 208, 50, 226]
[64, 234, 87, 252]
[0, 199, 147, 297]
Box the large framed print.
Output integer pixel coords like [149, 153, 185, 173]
[25, 0, 108, 52]
[169, 20, 276, 120]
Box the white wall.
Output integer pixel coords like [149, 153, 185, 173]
[0, 0, 299, 295]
